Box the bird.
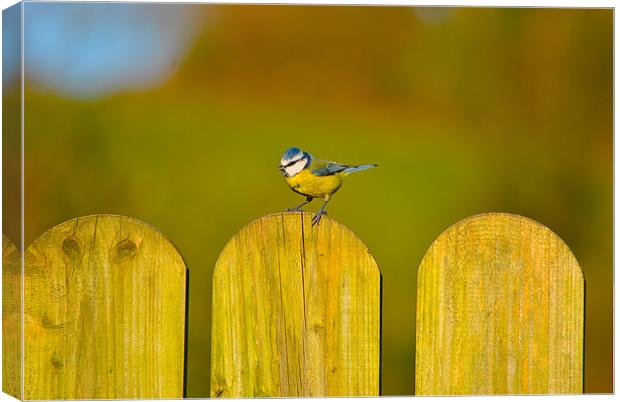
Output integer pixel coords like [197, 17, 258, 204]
[279, 147, 378, 225]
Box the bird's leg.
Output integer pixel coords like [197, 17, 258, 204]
[312, 196, 331, 225]
[286, 197, 313, 212]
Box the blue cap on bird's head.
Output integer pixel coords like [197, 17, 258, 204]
[279, 147, 312, 177]
[280, 147, 304, 166]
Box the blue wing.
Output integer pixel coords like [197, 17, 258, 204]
[311, 162, 350, 176]
[311, 160, 378, 176]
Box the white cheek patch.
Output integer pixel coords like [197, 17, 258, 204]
[285, 159, 307, 177]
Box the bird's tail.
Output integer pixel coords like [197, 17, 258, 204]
[343, 164, 378, 174]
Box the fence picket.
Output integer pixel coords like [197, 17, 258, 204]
[22, 215, 187, 399]
[3, 234, 22, 399]
[415, 213, 584, 395]
[210, 212, 381, 397]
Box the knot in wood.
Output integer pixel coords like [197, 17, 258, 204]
[61, 236, 81, 261]
[113, 238, 137, 264]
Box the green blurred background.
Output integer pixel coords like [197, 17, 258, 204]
[3, 4, 612, 395]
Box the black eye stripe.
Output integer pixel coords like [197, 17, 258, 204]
[282, 157, 303, 168]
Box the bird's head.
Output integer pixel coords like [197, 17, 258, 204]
[279, 147, 312, 177]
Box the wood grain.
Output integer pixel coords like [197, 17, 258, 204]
[210, 212, 381, 397]
[23, 215, 187, 399]
[3, 234, 22, 399]
[415, 213, 584, 395]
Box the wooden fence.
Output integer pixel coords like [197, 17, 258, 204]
[2, 212, 584, 399]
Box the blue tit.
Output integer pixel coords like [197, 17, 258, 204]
[278, 147, 378, 225]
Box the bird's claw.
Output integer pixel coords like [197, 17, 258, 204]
[285, 207, 303, 212]
[312, 210, 327, 225]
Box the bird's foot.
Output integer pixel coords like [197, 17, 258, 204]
[312, 210, 327, 226]
[285, 207, 304, 212]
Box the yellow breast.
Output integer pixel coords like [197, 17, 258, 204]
[285, 169, 342, 199]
